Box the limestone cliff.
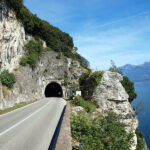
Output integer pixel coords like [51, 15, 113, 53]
[0, 1, 148, 150]
[0, 0, 25, 72]
[0, 1, 86, 109]
[93, 71, 138, 150]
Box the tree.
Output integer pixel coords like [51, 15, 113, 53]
[134, 99, 145, 115]
[121, 76, 137, 102]
[109, 60, 122, 74]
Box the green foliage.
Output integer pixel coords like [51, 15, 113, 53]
[64, 72, 69, 86]
[136, 130, 145, 150]
[109, 60, 122, 74]
[6, 0, 90, 69]
[79, 71, 103, 100]
[6, 0, 23, 14]
[19, 57, 28, 66]
[121, 76, 137, 102]
[71, 112, 134, 150]
[6, 0, 74, 56]
[20, 39, 43, 66]
[56, 53, 61, 59]
[71, 96, 95, 113]
[0, 70, 16, 89]
[25, 39, 43, 55]
[45, 47, 52, 51]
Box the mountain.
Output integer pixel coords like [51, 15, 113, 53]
[122, 62, 150, 83]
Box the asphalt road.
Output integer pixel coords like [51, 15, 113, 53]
[0, 98, 66, 150]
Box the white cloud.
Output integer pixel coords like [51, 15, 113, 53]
[73, 11, 150, 70]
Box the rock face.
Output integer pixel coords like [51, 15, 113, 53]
[0, 1, 86, 110]
[93, 71, 138, 150]
[0, 51, 86, 110]
[0, 0, 25, 72]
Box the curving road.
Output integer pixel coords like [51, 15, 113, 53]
[0, 98, 66, 150]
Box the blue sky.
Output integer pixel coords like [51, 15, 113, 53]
[24, 0, 150, 70]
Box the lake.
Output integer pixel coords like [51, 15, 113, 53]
[132, 83, 150, 149]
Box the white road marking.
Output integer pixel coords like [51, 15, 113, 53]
[0, 100, 51, 137]
[0, 98, 45, 117]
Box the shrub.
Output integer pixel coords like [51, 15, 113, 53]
[71, 96, 95, 113]
[79, 71, 103, 100]
[71, 112, 134, 150]
[0, 70, 16, 89]
[56, 53, 61, 59]
[6, 0, 74, 58]
[136, 130, 145, 150]
[26, 53, 39, 66]
[121, 76, 137, 102]
[25, 39, 43, 55]
[20, 39, 43, 66]
[6, 0, 90, 69]
[19, 57, 28, 66]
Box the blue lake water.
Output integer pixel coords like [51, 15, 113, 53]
[132, 83, 150, 148]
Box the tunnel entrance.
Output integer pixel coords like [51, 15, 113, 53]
[45, 82, 63, 97]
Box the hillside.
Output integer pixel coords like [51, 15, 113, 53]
[0, 1, 148, 150]
[122, 62, 150, 83]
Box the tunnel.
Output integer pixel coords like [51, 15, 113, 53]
[45, 82, 63, 97]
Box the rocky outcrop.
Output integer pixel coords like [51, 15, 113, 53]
[0, 1, 86, 110]
[0, 0, 25, 72]
[0, 50, 86, 110]
[93, 71, 138, 150]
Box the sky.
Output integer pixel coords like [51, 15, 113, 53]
[24, 0, 150, 70]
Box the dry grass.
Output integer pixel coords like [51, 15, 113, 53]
[0, 100, 37, 115]
[2, 85, 10, 98]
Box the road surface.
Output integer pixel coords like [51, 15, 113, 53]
[0, 98, 66, 150]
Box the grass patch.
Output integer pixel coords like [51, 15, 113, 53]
[0, 100, 37, 115]
[70, 96, 96, 113]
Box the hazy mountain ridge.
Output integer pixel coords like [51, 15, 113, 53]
[122, 62, 150, 83]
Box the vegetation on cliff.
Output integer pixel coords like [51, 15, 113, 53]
[71, 96, 96, 113]
[79, 71, 103, 100]
[71, 98, 134, 150]
[121, 76, 137, 102]
[6, 0, 89, 69]
[109, 60, 137, 102]
[136, 130, 146, 150]
[20, 39, 43, 66]
[0, 70, 16, 89]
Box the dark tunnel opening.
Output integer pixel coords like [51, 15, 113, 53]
[45, 82, 63, 97]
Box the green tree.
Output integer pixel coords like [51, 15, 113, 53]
[109, 60, 122, 74]
[121, 76, 137, 102]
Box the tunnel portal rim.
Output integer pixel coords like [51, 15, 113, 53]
[44, 82, 63, 98]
